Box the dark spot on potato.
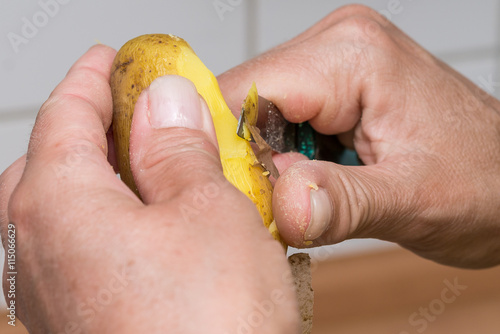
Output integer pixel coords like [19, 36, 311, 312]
[115, 57, 134, 75]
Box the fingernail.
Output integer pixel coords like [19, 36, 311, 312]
[148, 75, 208, 131]
[305, 187, 332, 241]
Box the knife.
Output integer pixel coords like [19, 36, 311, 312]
[237, 85, 352, 177]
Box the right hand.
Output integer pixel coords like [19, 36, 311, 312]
[218, 4, 500, 268]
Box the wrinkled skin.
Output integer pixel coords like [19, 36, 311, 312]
[218, 5, 500, 268]
[0, 47, 298, 333]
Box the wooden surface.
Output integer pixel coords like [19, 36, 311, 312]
[1, 247, 499, 333]
[312, 247, 500, 334]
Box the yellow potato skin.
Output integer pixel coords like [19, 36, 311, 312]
[110, 34, 285, 248]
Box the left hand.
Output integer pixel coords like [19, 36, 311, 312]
[0, 45, 298, 333]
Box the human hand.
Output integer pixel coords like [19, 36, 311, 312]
[0, 45, 298, 333]
[218, 5, 500, 268]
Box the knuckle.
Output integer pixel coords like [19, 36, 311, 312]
[318, 15, 401, 75]
[333, 15, 387, 46]
[334, 168, 373, 231]
[136, 129, 220, 173]
[335, 4, 382, 20]
[308, 4, 379, 33]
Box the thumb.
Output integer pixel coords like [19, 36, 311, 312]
[129, 75, 221, 204]
[273, 159, 417, 248]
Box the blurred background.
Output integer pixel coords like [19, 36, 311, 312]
[1, 1, 499, 333]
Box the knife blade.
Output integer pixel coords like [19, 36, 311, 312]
[237, 83, 280, 179]
[237, 85, 355, 174]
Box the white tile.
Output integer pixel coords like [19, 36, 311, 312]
[256, 0, 499, 56]
[255, 0, 389, 53]
[391, 0, 500, 56]
[0, 0, 247, 111]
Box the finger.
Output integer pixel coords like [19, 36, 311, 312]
[9, 45, 141, 225]
[272, 152, 309, 175]
[24, 45, 127, 186]
[0, 156, 26, 242]
[129, 75, 223, 204]
[273, 158, 423, 248]
[26, 44, 116, 167]
[218, 6, 405, 137]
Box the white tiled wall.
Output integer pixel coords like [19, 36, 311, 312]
[1, 1, 500, 307]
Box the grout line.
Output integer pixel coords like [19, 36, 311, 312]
[495, 1, 500, 98]
[0, 106, 38, 122]
[245, 0, 258, 60]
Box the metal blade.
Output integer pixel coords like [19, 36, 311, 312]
[236, 85, 353, 168]
[237, 83, 280, 179]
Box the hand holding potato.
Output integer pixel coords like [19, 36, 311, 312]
[0, 45, 298, 333]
